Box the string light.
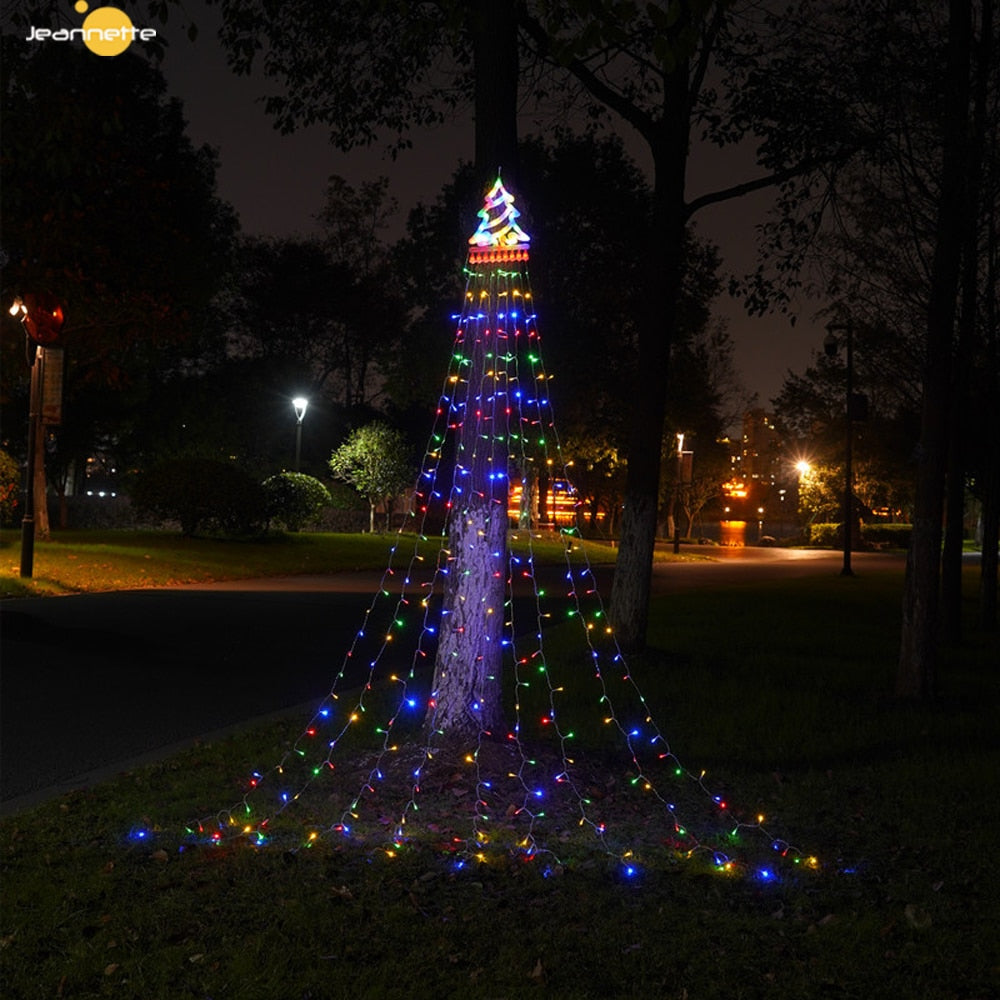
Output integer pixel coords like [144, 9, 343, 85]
[178, 175, 816, 883]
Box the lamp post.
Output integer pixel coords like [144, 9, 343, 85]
[10, 294, 64, 577]
[824, 320, 854, 576]
[292, 396, 309, 472]
[673, 432, 685, 553]
[9, 298, 39, 577]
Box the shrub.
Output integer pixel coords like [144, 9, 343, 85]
[131, 457, 265, 537]
[0, 448, 20, 527]
[861, 522, 912, 549]
[806, 522, 841, 547]
[261, 472, 332, 532]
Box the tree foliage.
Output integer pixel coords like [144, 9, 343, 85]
[0, 448, 20, 527]
[764, 1, 998, 687]
[1, 38, 236, 379]
[202, 0, 877, 655]
[130, 456, 264, 537]
[328, 422, 413, 532]
[216, 175, 406, 417]
[1, 37, 237, 518]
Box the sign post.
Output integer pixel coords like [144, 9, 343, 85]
[8, 294, 64, 577]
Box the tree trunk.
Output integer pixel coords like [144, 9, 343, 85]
[471, 0, 519, 193]
[975, 0, 997, 634]
[981, 456, 999, 632]
[897, 0, 971, 699]
[942, 0, 990, 645]
[941, 344, 974, 645]
[608, 81, 689, 653]
[978, 175, 998, 631]
[426, 262, 514, 742]
[428, 493, 508, 741]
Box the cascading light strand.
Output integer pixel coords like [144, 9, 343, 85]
[178, 174, 816, 883]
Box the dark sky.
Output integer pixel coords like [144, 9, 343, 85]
[157, 6, 824, 415]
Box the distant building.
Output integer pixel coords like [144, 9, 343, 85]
[741, 409, 783, 490]
[721, 410, 798, 533]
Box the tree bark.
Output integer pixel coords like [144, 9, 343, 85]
[425, 265, 513, 742]
[979, 136, 999, 632]
[897, 0, 972, 699]
[981, 454, 999, 632]
[941, 0, 991, 645]
[429, 494, 508, 741]
[608, 78, 689, 653]
[471, 0, 519, 192]
[975, 0, 997, 634]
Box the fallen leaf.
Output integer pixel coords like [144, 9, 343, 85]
[103, 964, 118, 976]
[529, 958, 545, 981]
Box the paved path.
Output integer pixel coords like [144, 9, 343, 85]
[0, 548, 906, 814]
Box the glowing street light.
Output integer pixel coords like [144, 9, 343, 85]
[292, 396, 309, 471]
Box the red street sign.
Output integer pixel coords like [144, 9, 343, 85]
[23, 292, 65, 345]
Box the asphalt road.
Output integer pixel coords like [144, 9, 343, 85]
[0, 547, 906, 814]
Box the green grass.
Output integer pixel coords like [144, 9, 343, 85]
[2, 560, 997, 999]
[0, 528, 629, 599]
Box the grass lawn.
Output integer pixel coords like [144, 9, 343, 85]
[0, 528, 636, 599]
[1, 539, 997, 998]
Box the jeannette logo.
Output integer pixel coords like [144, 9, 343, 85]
[25, 2, 156, 57]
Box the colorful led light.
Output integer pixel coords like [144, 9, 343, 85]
[179, 177, 815, 885]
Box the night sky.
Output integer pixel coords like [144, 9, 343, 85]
[156, 5, 824, 415]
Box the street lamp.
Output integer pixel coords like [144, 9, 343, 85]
[292, 396, 309, 472]
[9, 299, 38, 578]
[10, 294, 64, 578]
[825, 319, 855, 576]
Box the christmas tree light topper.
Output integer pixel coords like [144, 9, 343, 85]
[469, 176, 530, 262]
